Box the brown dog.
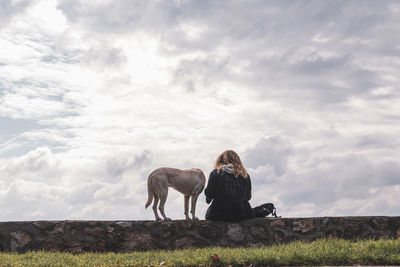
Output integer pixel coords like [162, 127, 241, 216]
[145, 167, 206, 221]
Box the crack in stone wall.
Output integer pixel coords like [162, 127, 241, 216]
[0, 216, 399, 253]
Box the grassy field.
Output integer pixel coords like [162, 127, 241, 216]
[0, 238, 400, 266]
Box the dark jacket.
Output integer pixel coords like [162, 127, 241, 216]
[204, 166, 254, 221]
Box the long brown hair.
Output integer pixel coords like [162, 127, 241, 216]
[214, 150, 248, 178]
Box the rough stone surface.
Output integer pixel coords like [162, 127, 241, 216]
[0, 216, 399, 253]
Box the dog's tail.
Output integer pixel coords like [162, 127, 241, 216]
[145, 176, 153, 209]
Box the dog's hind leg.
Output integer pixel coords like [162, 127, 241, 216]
[184, 195, 190, 220]
[152, 195, 162, 221]
[190, 193, 200, 220]
[158, 189, 171, 221]
[190, 181, 204, 220]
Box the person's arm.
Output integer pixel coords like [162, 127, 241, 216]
[246, 175, 252, 201]
[204, 170, 217, 204]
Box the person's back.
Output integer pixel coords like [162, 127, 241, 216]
[205, 166, 254, 221]
[204, 150, 254, 221]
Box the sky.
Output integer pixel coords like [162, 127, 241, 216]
[0, 0, 399, 221]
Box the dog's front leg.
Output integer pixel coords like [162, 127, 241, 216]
[184, 195, 190, 220]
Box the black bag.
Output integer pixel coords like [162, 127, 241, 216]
[253, 203, 278, 218]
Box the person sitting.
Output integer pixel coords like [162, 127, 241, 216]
[205, 150, 270, 221]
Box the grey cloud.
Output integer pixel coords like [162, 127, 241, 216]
[55, 0, 400, 56]
[38, 40, 122, 69]
[92, 183, 131, 205]
[0, 0, 34, 28]
[173, 57, 230, 92]
[57, 0, 155, 34]
[244, 133, 400, 216]
[0, 146, 155, 220]
[163, 1, 396, 104]
[55, 2, 399, 76]
[66, 183, 105, 205]
[104, 150, 152, 181]
[40, 50, 82, 65]
[83, 47, 127, 69]
[356, 133, 400, 149]
[325, 155, 400, 190]
[0, 180, 68, 221]
[40, 40, 127, 70]
[2, 147, 63, 185]
[244, 136, 292, 177]
[274, 154, 400, 215]
[290, 54, 350, 75]
[0, 78, 81, 125]
[7, 147, 52, 172]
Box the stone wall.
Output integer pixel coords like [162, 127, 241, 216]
[1, 216, 399, 253]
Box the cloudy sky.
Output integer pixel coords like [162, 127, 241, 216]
[0, 0, 399, 221]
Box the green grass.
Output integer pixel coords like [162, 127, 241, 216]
[1, 238, 400, 266]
